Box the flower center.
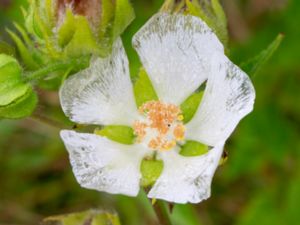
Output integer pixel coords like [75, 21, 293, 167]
[133, 101, 186, 151]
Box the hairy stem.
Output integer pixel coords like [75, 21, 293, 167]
[23, 57, 90, 82]
[30, 112, 66, 130]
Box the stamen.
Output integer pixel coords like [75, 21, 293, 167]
[174, 124, 185, 141]
[133, 101, 186, 151]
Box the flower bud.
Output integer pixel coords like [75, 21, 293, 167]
[0, 54, 37, 119]
[24, 0, 135, 58]
[161, 0, 228, 48]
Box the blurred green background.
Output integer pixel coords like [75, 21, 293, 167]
[0, 0, 300, 224]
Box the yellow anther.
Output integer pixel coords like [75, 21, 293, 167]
[162, 140, 176, 151]
[177, 115, 184, 121]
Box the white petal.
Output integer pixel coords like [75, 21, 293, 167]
[148, 144, 224, 203]
[60, 130, 146, 196]
[132, 13, 223, 105]
[186, 54, 255, 146]
[59, 39, 138, 126]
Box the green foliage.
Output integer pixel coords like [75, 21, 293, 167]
[180, 91, 203, 124]
[140, 158, 164, 187]
[95, 125, 135, 145]
[241, 34, 284, 77]
[134, 68, 158, 107]
[42, 209, 121, 225]
[180, 140, 208, 157]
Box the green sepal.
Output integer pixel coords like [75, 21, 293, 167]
[25, 1, 58, 58]
[0, 54, 30, 106]
[140, 158, 164, 187]
[241, 34, 284, 77]
[6, 29, 39, 70]
[97, 0, 135, 56]
[134, 68, 158, 107]
[95, 125, 135, 145]
[44, 0, 56, 29]
[98, 0, 115, 53]
[64, 16, 99, 57]
[185, 0, 229, 48]
[180, 140, 208, 156]
[25, 1, 44, 40]
[13, 22, 34, 48]
[210, 0, 228, 47]
[42, 209, 121, 225]
[0, 87, 38, 119]
[180, 91, 204, 124]
[112, 0, 135, 40]
[0, 41, 16, 56]
[58, 9, 76, 48]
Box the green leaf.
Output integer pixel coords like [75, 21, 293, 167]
[180, 140, 208, 157]
[0, 54, 30, 106]
[140, 158, 164, 187]
[0, 87, 37, 119]
[42, 209, 121, 225]
[95, 125, 135, 145]
[134, 68, 158, 107]
[180, 91, 204, 124]
[241, 34, 284, 77]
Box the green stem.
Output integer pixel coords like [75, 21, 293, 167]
[23, 57, 90, 82]
[152, 200, 173, 225]
[30, 112, 66, 130]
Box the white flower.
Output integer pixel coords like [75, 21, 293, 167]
[59, 13, 255, 204]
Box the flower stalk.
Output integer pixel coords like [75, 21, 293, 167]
[152, 200, 173, 225]
[23, 57, 90, 82]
